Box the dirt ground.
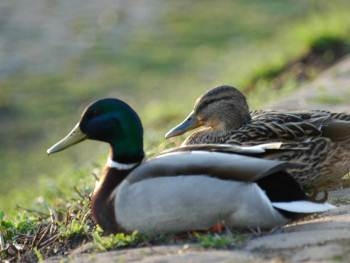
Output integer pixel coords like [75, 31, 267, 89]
[46, 56, 350, 263]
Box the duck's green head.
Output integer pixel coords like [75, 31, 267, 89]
[47, 98, 144, 163]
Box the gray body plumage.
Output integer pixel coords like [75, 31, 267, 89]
[115, 176, 287, 234]
[113, 151, 334, 234]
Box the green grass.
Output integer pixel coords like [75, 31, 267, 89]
[92, 231, 144, 252]
[0, 187, 95, 261]
[195, 232, 247, 249]
[1, 0, 350, 215]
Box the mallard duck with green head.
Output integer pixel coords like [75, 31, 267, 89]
[47, 98, 334, 234]
[165, 85, 350, 194]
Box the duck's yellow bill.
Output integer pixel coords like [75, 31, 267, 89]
[47, 123, 87, 154]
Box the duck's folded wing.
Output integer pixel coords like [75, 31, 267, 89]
[251, 110, 350, 141]
[239, 121, 323, 141]
[251, 110, 333, 124]
[126, 151, 295, 184]
[162, 143, 312, 159]
[162, 142, 283, 155]
[328, 112, 350, 121]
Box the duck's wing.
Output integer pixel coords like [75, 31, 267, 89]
[226, 121, 324, 144]
[127, 150, 293, 185]
[161, 142, 284, 155]
[249, 110, 350, 141]
[251, 110, 350, 122]
[250, 110, 330, 123]
[132, 143, 309, 186]
[322, 111, 350, 121]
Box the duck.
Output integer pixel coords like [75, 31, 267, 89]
[47, 98, 334, 235]
[165, 85, 350, 194]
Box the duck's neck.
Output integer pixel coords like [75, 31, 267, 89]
[91, 146, 143, 233]
[110, 136, 145, 164]
[225, 112, 252, 130]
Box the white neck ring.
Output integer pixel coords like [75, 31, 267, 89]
[106, 158, 139, 170]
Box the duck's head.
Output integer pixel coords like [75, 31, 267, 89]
[47, 98, 144, 163]
[165, 85, 251, 139]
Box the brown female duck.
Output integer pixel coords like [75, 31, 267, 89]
[47, 98, 333, 234]
[165, 86, 350, 193]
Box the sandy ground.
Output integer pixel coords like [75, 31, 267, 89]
[46, 56, 350, 263]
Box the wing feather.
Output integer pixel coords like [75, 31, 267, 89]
[126, 151, 293, 184]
